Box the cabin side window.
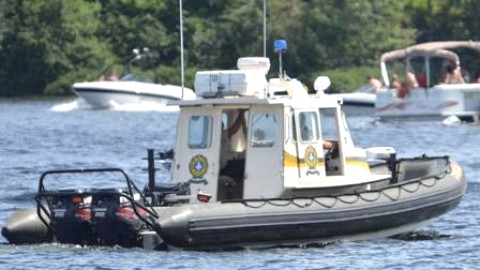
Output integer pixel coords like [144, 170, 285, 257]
[188, 115, 212, 149]
[251, 112, 277, 148]
[299, 111, 319, 142]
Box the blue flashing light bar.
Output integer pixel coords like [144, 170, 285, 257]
[274, 39, 287, 52]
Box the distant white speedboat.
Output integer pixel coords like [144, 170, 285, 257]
[72, 74, 196, 109]
[375, 41, 480, 122]
[329, 85, 376, 116]
[72, 48, 196, 109]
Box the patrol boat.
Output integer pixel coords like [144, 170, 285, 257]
[2, 44, 466, 250]
[148, 55, 466, 249]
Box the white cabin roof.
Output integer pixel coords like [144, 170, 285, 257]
[170, 94, 342, 109]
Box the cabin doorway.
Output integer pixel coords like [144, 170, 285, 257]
[217, 109, 249, 201]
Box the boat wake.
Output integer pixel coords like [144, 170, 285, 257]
[50, 100, 80, 112]
[390, 230, 451, 241]
[224, 241, 337, 252]
[442, 115, 462, 126]
[50, 100, 180, 112]
[109, 101, 180, 112]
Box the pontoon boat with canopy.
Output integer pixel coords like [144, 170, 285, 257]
[375, 41, 480, 121]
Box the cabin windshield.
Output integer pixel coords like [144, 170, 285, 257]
[188, 115, 212, 149]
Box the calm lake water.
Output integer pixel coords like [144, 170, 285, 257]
[0, 98, 479, 269]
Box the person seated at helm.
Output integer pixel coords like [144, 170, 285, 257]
[323, 140, 337, 151]
[323, 139, 339, 163]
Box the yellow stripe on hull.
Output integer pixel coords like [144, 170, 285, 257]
[283, 151, 370, 171]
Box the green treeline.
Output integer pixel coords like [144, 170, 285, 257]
[0, 0, 479, 96]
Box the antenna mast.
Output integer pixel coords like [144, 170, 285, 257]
[263, 0, 267, 57]
[179, 0, 185, 98]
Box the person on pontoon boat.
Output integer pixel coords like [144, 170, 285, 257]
[366, 76, 382, 92]
[444, 62, 465, 84]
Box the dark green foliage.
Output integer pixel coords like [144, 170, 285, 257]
[405, 0, 480, 42]
[0, 0, 110, 95]
[0, 0, 477, 96]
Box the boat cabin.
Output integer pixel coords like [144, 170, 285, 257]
[169, 58, 386, 202]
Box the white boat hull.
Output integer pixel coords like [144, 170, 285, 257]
[72, 81, 196, 109]
[375, 84, 480, 122]
[153, 158, 464, 249]
[336, 92, 375, 116]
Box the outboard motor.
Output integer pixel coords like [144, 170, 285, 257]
[91, 188, 151, 247]
[7, 167, 159, 247]
[47, 189, 95, 245]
